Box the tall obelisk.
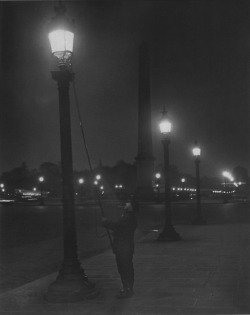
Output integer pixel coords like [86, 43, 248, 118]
[135, 42, 154, 199]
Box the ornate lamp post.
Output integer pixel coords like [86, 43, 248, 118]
[181, 178, 185, 186]
[222, 171, 233, 203]
[78, 178, 84, 198]
[181, 178, 186, 198]
[45, 2, 97, 302]
[155, 173, 161, 202]
[157, 108, 181, 241]
[192, 141, 206, 225]
[222, 171, 229, 203]
[38, 176, 44, 205]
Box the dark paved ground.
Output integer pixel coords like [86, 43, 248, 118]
[0, 200, 249, 314]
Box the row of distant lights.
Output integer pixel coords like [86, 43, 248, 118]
[173, 187, 196, 192]
[155, 175, 196, 191]
[1, 173, 244, 194]
[213, 190, 236, 194]
[155, 184, 196, 192]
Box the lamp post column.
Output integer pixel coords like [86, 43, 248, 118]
[40, 182, 44, 205]
[45, 70, 97, 302]
[155, 173, 161, 203]
[192, 158, 206, 225]
[157, 138, 181, 241]
[39, 177, 44, 206]
[52, 69, 79, 272]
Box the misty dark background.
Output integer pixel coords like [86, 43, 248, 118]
[1, 1, 249, 184]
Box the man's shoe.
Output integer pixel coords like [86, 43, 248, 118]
[117, 288, 134, 299]
[83, 276, 96, 289]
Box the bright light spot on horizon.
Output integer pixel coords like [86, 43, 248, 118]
[155, 173, 161, 179]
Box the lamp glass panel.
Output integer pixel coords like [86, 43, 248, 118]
[159, 120, 171, 134]
[192, 147, 201, 156]
[48, 30, 74, 54]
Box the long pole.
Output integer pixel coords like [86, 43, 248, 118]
[45, 69, 97, 302]
[157, 138, 180, 241]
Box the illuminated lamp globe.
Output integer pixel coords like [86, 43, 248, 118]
[96, 174, 101, 181]
[192, 140, 201, 158]
[155, 173, 161, 179]
[78, 178, 84, 184]
[39, 176, 44, 183]
[159, 108, 171, 134]
[48, 2, 74, 67]
[193, 147, 201, 156]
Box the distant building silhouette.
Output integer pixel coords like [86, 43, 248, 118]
[135, 42, 154, 199]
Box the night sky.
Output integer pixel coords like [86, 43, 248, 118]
[1, 1, 250, 178]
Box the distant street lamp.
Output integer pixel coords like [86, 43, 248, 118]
[181, 178, 186, 197]
[45, 2, 96, 302]
[192, 141, 206, 225]
[38, 176, 44, 205]
[223, 172, 228, 203]
[78, 178, 84, 198]
[222, 171, 233, 203]
[157, 108, 181, 241]
[155, 173, 161, 202]
[155, 173, 161, 180]
[95, 174, 101, 181]
[78, 178, 84, 184]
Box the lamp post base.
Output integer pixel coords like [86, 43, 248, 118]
[44, 269, 99, 303]
[192, 216, 207, 225]
[157, 225, 181, 242]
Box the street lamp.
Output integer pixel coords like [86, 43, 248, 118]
[192, 141, 206, 225]
[79, 178, 84, 184]
[155, 173, 161, 180]
[95, 174, 101, 181]
[222, 171, 228, 203]
[78, 178, 85, 198]
[222, 171, 233, 203]
[38, 176, 44, 205]
[155, 173, 161, 202]
[181, 177, 186, 197]
[157, 108, 181, 241]
[45, 2, 96, 302]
